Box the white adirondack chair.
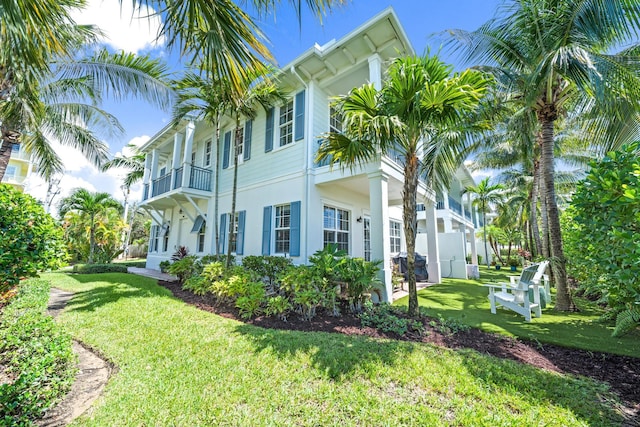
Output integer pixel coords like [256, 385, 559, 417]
[485, 261, 550, 322]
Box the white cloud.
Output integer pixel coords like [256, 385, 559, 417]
[71, 0, 165, 54]
[27, 174, 98, 217]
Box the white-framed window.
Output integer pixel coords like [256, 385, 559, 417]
[228, 212, 239, 253]
[197, 223, 206, 253]
[390, 220, 402, 253]
[204, 139, 212, 166]
[5, 165, 17, 179]
[159, 166, 166, 176]
[363, 217, 371, 262]
[191, 150, 196, 166]
[329, 105, 342, 133]
[275, 204, 291, 254]
[323, 205, 349, 253]
[11, 144, 19, 153]
[279, 100, 293, 147]
[152, 225, 160, 252]
[160, 224, 170, 252]
[235, 127, 245, 161]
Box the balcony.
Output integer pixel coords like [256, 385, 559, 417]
[142, 165, 212, 202]
[436, 195, 474, 223]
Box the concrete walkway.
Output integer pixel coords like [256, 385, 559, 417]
[127, 267, 178, 282]
[392, 281, 435, 300]
[41, 289, 112, 427]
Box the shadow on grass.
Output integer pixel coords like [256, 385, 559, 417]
[233, 323, 415, 380]
[62, 272, 171, 313]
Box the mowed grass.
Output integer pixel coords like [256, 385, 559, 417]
[45, 272, 627, 426]
[394, 266, 640, 357]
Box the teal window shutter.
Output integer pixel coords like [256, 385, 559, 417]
[262, 206, 272, 255]
[190, 215, 205, 233]
[290, 201, 301, 256]
[265, 108, 274, 152]
[236, 210, 246, 255]
[244, 120, 252, 161]
[294, 90, 305, 141]
[218, 214, 227, 254]
[222, 131, 231, 169]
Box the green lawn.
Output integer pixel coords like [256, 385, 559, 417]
[394, 266, 640, 357]
[43, 272, 629, 426]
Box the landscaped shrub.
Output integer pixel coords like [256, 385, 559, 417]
[235, 282, 266, 319]
[280, 265, 327, 321]
[358, 301, 422, 336]
[0, 279, 76, 425]
[566, 142, 640, 336]
[0, 184, 66, 293]
[200, 254, 231, 266]
[242, 255, 292, 292]
[183, 276, 209, 296]
[334, 257, 382, 313]
[168, 255, 200, 284]
[264, 295, 292, 321]
[72, 263, 129, 274]
[116, 261, 147, 268]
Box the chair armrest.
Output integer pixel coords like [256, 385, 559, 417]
[483, 282, 513, 292]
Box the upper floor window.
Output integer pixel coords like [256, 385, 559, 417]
[390, 220, 402, 253]
[5, 165, 17, 179]
[275, 204, 291, 254]
[329, 105, 343, 133]
[11, 144, 19, 153]
[191, 150, 196, 166]
[235, 127, 245, 161]
[279, 100, 293, 147]
[323, 205, 349, 253]
[204, 139, 212, 166]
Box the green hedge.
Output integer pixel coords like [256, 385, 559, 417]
[72, 263, 129, 274]
[0, 279, 76, 425]
[113, 261, 147, 268]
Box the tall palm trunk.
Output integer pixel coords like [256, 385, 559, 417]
[89, 214, 96, 264]
[213, 112, 222, 254]
[530, 160, 542, 256]
[538, 112, 576, 311]
[0, 138, 14, 181]
[482, 206, 490, 267]
[226, 118, 241, 268]
[403, 153, 420, 317]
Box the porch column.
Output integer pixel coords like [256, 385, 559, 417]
[368, 54, 382, 90]
[172, 132, 184, 189]
[469, 226, 478, 264]
[142, 153, 152, 186]
[150, 149, 159, 181]
[442, 190, 453, 233]
[368, 171, 392, 301]
[425, 200, 442, 283]
[182, 121, 195, 188]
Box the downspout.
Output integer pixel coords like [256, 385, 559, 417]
[290, 65, 311, 262]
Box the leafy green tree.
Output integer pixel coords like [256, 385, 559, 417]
[101, 144, 146, 190]
[317, 54, 490, 317]
[58, 189, 123, 264]
[447, 0, 640, 311]
[463, 178, 504, 267]
[568, 142, 640, 336]
[0, 184, 66, 292]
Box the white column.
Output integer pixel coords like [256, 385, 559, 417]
[368, 54, 382, 90]
[172, 132, 184, 189]
[425, 201, 442, 283]
[142, 154, 152, 186]
[442, 190, 453, 233]
[469, 226, 478, 264]
[182, 121, 195, 188]
[150, 149, 159, 180]
[369, 171, 392, 301]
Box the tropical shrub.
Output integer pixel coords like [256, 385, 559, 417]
[0, 184, 66, 292]
[168, 255, 200, 284]
[159, 260, 171, 273]
[335, 257, 382, 313]
[264, 295, 292, 321]
[242, 255, 292, 292]
[183, 276, 209, 296]
[72, 263, 128, 274]
[567, 142, 640, 336]
[280, 265, 327, 320]
[171, 246, 190, 261]
[0, 279, 76, 425]
[235, 282, 266, 319]
[358, 301, 422, 336]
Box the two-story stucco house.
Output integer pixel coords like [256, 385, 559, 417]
[2, 144, 34, 192]
[137, 8, 480, 302]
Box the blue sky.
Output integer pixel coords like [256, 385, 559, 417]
[30, 0, 502, 210]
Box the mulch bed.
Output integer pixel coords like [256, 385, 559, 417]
[159, 280, 640, 420]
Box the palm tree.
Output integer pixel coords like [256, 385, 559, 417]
[0, 48, 172, 182]
[463, 178, 504, 268]
[101, 144, 147, 190]
[317, 54, 490, 317]
[224, 68, 285, 268]
[137, 0, 346, 93]
[172, 72, 233, 255]
[59, 188, 123, 264]
[446, 0, 640, 311]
